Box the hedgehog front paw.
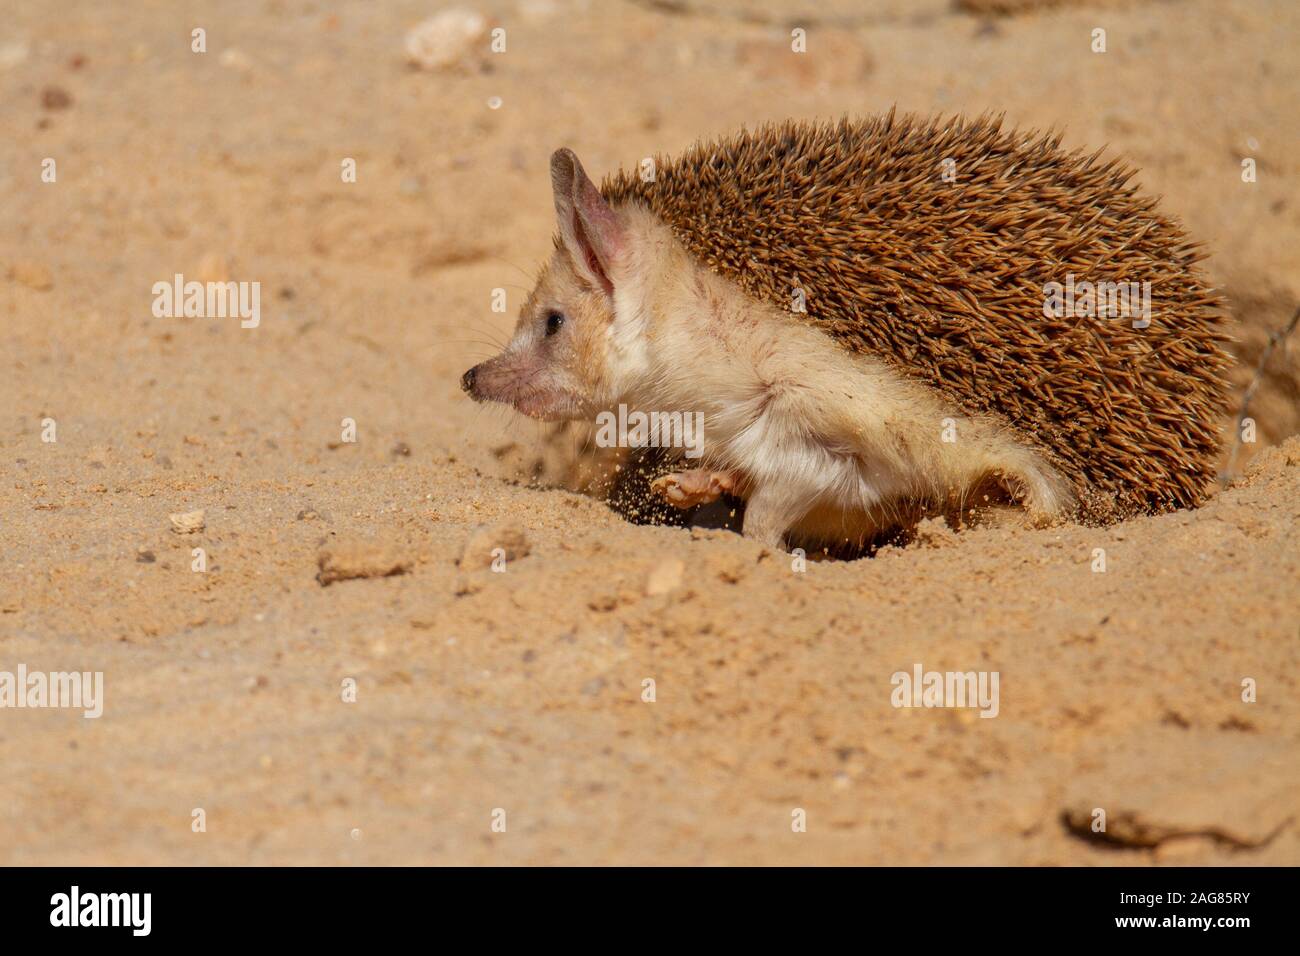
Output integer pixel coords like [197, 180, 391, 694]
[650, 469, 736, 509]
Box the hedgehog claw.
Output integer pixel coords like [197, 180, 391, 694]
[650, 469, 736, 509]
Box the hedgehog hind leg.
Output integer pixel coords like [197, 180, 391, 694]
[981, 453, 1074, 527]
[738, 481, 814, 550]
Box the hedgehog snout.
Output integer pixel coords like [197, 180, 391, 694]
[460, 364, 479, 398]
[460, 354, 537, 408]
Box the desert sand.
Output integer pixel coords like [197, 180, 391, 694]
[1, 0, 1297, 865]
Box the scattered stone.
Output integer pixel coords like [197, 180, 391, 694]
[317, 537, 414, 586]
[391, 441, 411, 457]
[136, 548, 156, 563]
[169, 509, 206, 534]
[458, 521, 530, 570]
[645, 558, 684, 596]
[8, 261, 53, 291]
[404, 8, 487, 71]
[40, 85, 73, 110]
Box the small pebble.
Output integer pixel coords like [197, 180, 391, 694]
[404, 8, 487, 71]
[169, 509, 206, 534]
[317, 537, 414, 585]
[459, 522, 530, 570]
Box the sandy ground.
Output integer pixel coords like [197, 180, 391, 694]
[1, 0, 1298, 865]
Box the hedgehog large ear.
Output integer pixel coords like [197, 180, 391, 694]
[551, 148, 624, 299]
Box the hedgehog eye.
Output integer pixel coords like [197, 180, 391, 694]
[544, 310, 566, 336]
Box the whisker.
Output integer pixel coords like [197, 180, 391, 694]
[490, 255, 541, 285]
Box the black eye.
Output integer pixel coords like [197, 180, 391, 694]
[545, 311, 565, 336]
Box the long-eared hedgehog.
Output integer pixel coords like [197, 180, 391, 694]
[463, 111, 1232, 551]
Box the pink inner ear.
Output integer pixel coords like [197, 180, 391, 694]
[571, 207, 615, 298]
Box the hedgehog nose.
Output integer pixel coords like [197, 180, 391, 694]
[460, 365, 478, 395]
